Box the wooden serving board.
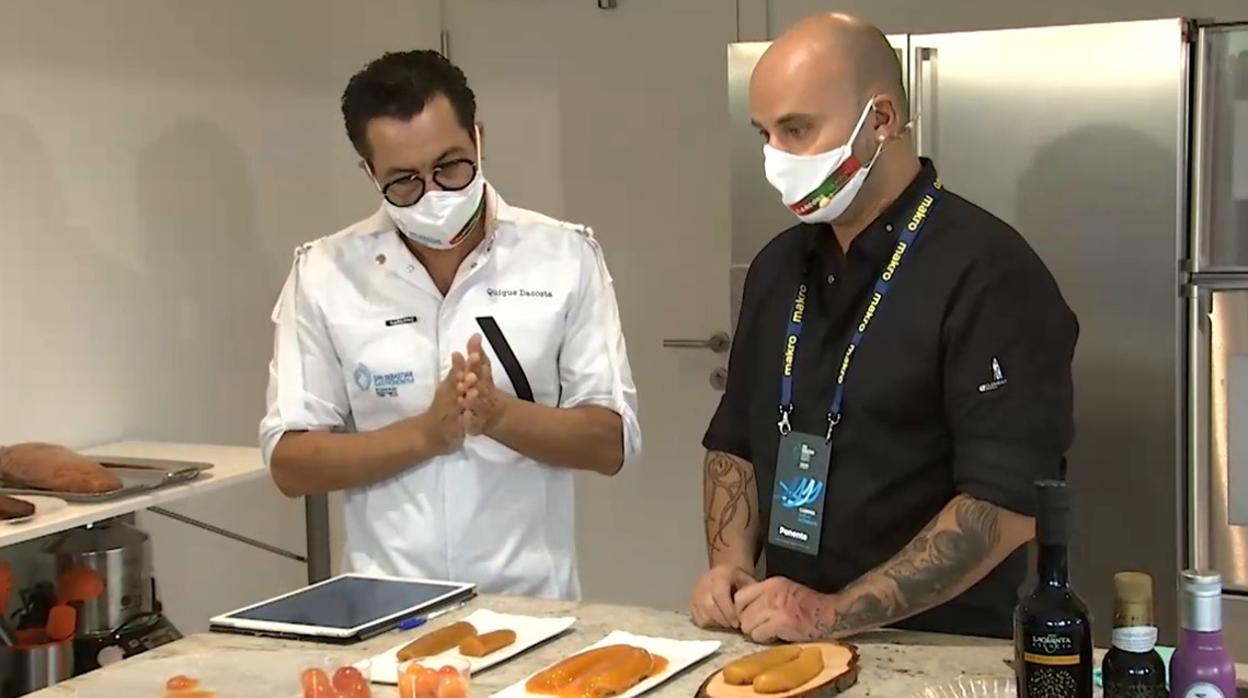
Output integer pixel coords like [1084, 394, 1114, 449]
[697, 643, 859, 698]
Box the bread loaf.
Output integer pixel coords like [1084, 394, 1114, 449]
[0, 443, 122, 494]
[0, 495, 35, 520]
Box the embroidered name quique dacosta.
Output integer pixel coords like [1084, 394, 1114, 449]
[487, 288, 554, 299]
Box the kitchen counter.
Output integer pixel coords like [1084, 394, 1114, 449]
[0, 442, 268, 549]
[29, 595, 1026, 697]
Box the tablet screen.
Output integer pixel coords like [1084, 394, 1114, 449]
[224, 576, 467, 630]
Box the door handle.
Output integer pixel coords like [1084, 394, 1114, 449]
[912, 46, 937, 159]
[662, 332, 731, 354]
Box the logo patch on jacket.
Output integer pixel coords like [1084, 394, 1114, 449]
[353, 363, 414, 397]
[353, 364, 372, 391]
[978, 357, 1008, 393]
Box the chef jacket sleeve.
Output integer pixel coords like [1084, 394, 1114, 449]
[557, 232, 642, 469]
[943, 253, 1078, 517]
[258, 245, 350, 466]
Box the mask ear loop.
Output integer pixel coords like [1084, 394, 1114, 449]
[363, 161, 384, 195]
[855, 98, 888, 171]
[862, 97, 912, 170]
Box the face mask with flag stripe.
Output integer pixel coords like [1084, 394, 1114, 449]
[763, 98, 883, 224]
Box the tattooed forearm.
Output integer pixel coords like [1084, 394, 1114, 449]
[821, 496, 1006, 637]
[703, 451, 758, 560]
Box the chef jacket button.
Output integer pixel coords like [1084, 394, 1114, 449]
[827, 274, 836, 284]
[375, 254, 386, 265]
[407, 264, 415, 272]
[885, 224, 894, 232]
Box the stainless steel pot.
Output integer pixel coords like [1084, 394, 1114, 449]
[0, 638, 73, 696]
[45, 520, 153, 637]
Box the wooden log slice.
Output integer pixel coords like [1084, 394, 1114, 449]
[697, 643, 859, 698]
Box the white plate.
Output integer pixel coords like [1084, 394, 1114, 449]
[363, 608, 577, 684]
[3, 495, 66, 524]
[489, 630, 722, 698]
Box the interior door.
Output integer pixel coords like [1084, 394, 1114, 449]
[909, 19, 1188, 642]
[1192, 23, 1248, 270]
[727, 35, 909, 330]
[444, 0, 738, 611]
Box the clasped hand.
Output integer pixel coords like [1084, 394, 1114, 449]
[690, 566, 832, 643]
[423, 334, 511, 453]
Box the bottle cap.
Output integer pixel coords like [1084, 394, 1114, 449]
[1180, 569, 1224, 632]
[1181, 569, 1222, 596]
[1035, 480, 1070, 545]
[1113, 571, 1154, 627]
[1114, 571, 1153, 601]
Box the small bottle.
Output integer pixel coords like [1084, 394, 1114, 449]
[1014, 480, 1093, 698]
[1102, 571, 1168, 697]
[1170, 570, 1236, 698]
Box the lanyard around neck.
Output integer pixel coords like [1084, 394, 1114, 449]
[778, 180, 943, 441]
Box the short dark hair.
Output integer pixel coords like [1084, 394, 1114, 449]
[341, 50, 477, 162]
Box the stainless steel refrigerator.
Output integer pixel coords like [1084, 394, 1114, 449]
[726, 18, 1248, 650]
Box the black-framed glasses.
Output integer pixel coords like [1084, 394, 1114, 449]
[381, 159, 478, 207]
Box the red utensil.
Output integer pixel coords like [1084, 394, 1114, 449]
[56, 566, 103, 604]
[45, 604, 75, 642]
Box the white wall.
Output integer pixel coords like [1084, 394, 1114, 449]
[0, 0, 439, 633]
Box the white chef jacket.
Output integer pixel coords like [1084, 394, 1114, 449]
[258, 187, 641, 600]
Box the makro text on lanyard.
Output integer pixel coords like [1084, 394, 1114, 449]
[777, 180, 944, 441]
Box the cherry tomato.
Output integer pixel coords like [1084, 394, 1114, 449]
[436, 673, 468, 698]
[398, 672, 419, 698]
[300, 667, 339, 698]
[415, 667, 443, 698]
[336, 682, 370, 698]
[332, 666, 370, 698]
[332, 666, 366, 690]
[166, 675, 200, 691]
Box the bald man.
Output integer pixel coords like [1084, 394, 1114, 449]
[693, 14, 1077, 642]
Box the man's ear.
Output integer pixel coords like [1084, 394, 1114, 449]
[873, 95, 906, 141]
[475, 121, 486, 157]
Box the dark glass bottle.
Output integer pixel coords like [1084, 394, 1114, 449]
[1103, 571, 1168, 697]
[1014, 480, 1093, 698]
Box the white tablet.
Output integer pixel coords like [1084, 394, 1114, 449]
[208, 573, 476, 643]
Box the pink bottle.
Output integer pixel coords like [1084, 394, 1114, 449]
[1170, 569, 1236, 698]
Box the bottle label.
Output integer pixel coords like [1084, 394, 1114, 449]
[1111, 625, 1159, 653]
[1021, 631, 1088, 696]
[1181, 683, 1224, 698]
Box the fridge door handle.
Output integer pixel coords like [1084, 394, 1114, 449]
[1188, 285, 1211, 571]
[911, 47, 937, 159]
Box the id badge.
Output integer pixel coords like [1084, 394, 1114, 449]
[766, 431, 831, 555]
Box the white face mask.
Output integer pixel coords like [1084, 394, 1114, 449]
[763, 99, 884, 224]
[374, 128, 487, 250]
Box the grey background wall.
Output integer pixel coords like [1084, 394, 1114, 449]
[0, 0, 440, 633]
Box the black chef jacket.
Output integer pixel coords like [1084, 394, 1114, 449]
[703, 160, 1078, 638]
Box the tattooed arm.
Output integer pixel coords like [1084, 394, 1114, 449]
[690, 451, 761, 629]
[823, 494, 1033, 637]
[703, 450, 760, 569]
[734, 493, 1034, 642]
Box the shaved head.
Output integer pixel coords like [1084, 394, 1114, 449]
[750, 13, 908, 156]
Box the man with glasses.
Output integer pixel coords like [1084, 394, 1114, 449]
[259, 50, 640, 599]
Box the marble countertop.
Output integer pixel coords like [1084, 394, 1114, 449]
[27, 595, 1036, 697]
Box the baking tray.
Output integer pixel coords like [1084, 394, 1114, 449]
[0, 456, 214, 502]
